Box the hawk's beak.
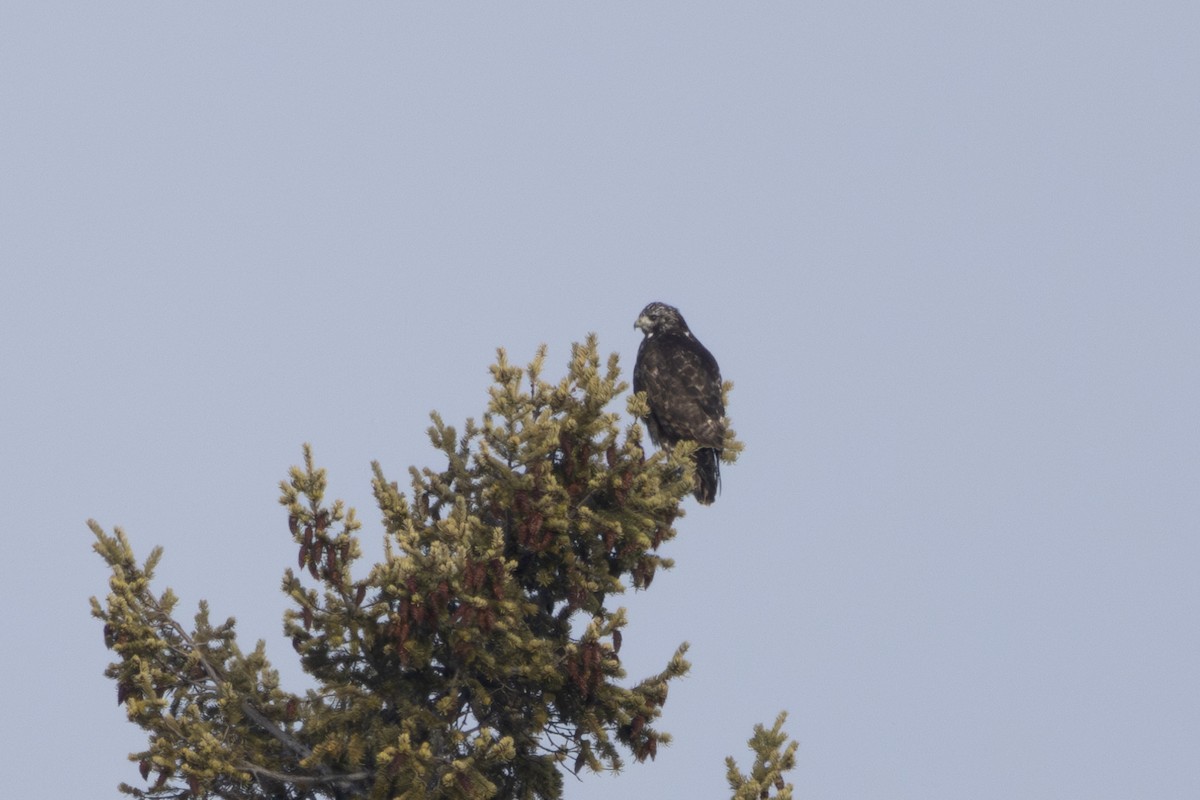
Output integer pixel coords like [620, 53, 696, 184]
[635, 315, 650, 332]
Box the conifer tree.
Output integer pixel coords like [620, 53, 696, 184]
[91, 336, 794, 799]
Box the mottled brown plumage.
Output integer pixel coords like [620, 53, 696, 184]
[633, 302, 725, 504]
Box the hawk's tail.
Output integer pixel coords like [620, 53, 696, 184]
[694, 448, 721, 505]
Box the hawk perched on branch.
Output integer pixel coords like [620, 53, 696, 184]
[633, 302, 726, 504]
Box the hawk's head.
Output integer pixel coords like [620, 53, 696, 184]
[635, 302, 688, 337]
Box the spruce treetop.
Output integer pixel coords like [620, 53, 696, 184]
[92, 336, 789, 800]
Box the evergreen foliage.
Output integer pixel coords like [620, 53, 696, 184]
[726, 713, 799, 800]
[91, 336, 792, 799]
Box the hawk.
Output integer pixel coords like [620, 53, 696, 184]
[633, 302, 726, 504]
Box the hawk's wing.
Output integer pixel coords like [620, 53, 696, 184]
[634, 332, 724, 449]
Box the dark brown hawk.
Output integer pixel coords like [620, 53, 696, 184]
[633, 302, 726, 504]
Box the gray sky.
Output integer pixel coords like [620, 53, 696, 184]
[3, 4, 1198, 798]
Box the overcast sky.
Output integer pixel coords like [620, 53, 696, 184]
[3, 4, 1198, 798]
